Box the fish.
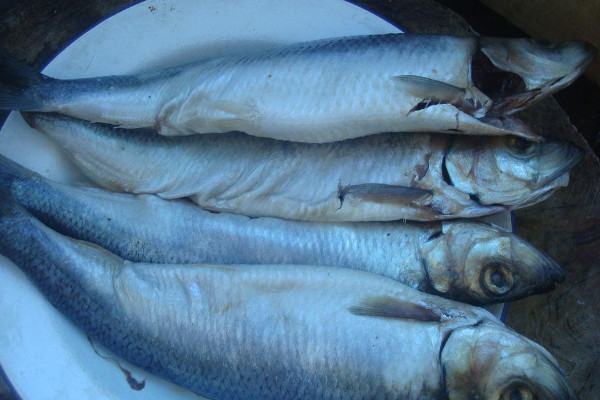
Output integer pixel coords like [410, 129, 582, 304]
[21, 112, 583, 222]
[0, 155, 565, 305]
[0, 195, 577, 399]
[0, 34, 595, 143]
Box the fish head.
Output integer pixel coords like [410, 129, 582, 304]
[445, 135, 583, 209]
[442, 321, 577, 400]
[476, 37, 596, 113]
[421, 221, 564, 305]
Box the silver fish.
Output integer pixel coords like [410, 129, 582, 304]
[1, 34, 595, 142]
[22, 112, 582, 222]
[0, 155, 564, 305]
[0, 197, 577, 399]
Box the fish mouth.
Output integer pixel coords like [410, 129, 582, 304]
[474, 38, 597, 114]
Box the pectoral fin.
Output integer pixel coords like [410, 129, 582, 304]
[338, 183, 432, 206]
[349, 295, 442, 322]
[393, 75, 490, 117]
[393, 75, 466, 103]
[210, 100, 258, 119]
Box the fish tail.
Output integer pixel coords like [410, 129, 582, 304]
[0, 50, 54, 111]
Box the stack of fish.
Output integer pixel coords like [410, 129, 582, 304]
[0, 32, 596, 399]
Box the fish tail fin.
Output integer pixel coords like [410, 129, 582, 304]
[0, 154, 38, 192]
[0, 50, 54, 111]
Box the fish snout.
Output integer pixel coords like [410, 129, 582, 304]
[519, 250, 565, 296]
[537, 252, 566, 290]
[508, 236, 565, 296]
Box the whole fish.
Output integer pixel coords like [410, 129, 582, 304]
[22, 112, 582, 222]
[1, 34, 595, 142]
[0, 155, 565, 305]
[0, 197, 577, 399]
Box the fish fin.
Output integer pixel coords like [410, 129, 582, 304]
[393, 75, 466, 101]
[209, 100, 258, 119]
[0, 50, 51, 111]
[339, 183, 432, 206]
[392, 75, 490, 117]
[411, 187, 506, 218]
[393, 75, 466, 114]
[116, 122, 153, 130]
[161, 100, 258, 134]
[349, 295, 442, 322]
[411, 192, 465, 217]
[0, 50, 46, 87]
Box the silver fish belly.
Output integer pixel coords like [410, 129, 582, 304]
[0, 154, 565, 306]
[1, 34, 595, 142]
[22, 112, 581, 222]
[0, 198, 577, 400]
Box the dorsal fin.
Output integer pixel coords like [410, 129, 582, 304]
[349, 295, 442, 322]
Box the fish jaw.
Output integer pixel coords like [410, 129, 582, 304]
[421, 221, 564, 305]
[442, 321, 577, 400]
[479, 37, 596, 114]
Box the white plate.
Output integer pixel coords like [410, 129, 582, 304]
[0, 1, 511, 398]
[0, 0, 404, 399]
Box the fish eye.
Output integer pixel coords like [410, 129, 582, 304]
[480, 261, 514, 296]
[500, 385, 535, 400]
[506, 136, 536, 155]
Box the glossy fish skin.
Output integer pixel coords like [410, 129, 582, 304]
[0, 198, 577, 400]
[0, 155, 565, 305]
[1, 34, 595, 142]
[23, 112, 582, 222]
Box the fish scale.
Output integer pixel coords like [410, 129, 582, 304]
[5, 34, 595, 142]
[111, 262, 445, 399]
[0, 155, 567, 306]
[0, 197, 577, 399]
[21, 112, 581, 221]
